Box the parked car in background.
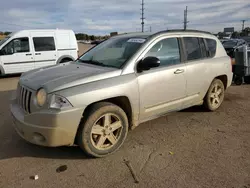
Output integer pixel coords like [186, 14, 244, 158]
[220, 39, 229, 44]
[0, 29, 78, 75]
[11, 30, 232, 157]
[91, 40, 104, 45]
[239, 36, 250, 47]
[223, 39, 247, 58]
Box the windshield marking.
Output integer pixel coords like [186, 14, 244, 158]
[127, 38, 146, 43]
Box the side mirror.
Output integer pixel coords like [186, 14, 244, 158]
[137, 56, 160, 72]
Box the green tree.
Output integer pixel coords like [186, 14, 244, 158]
[231, 31, 239, 38]
[243, 27, 250, 36]
[4, 31, 11, 35]
[217, 32, 224, 39]
[90, 35, 95, 41]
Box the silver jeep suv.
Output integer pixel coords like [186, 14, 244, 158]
[11, 30, 233, 157]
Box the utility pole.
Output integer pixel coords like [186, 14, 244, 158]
[242, 20, 246, 31]
[141, 0, 145, 32]
[184, 6, 188, 30]
[150, 26, 152, 32]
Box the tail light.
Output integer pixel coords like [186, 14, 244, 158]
[230, 57, 235, 72]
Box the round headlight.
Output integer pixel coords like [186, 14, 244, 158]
[36, 88, 47, 107]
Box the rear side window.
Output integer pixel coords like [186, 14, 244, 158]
[33, 37, 55, 51]
[183, 37, 202, 61]
[205, 38, 216, 57]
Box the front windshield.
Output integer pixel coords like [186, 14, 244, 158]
[223, 40, 237, 46]
[78, 37, 147, 68]
[0, 37, 10, 46]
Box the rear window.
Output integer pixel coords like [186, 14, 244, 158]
[205, 38, 216, 57]
[33, 37, 55, 51]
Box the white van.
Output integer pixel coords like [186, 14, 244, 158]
[0, 29, 78, 75]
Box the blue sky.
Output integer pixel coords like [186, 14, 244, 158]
[0, 0, 249, 35]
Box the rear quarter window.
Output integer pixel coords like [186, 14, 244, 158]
[205, 38, 217, 57]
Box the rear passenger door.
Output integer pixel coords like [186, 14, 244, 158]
[183, 37, 216, 107]
[32, 34, 57, 69]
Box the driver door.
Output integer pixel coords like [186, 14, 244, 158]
[1, 37, 34, 74]
[137, 37, 187, 121]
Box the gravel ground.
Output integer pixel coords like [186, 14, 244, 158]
[0, 44, 249, 187]
[0, 77, 250, 188]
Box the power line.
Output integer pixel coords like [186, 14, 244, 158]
[242, 20, 246, 31]
[141, 0, 145, 32]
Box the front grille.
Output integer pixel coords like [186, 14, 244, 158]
[17, 85, 32, 113]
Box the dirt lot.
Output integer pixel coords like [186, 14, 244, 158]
[0, 45, 250, 187]
[0, 78, 250, 188]
[78, 43, 94, 55]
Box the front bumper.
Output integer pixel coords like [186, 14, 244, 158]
[10, 102, 83, 147]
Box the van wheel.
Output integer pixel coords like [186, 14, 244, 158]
[204, 79, 225, 111]
[77, 102, 128, 158]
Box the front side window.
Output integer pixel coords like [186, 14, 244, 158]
[33, 37, 55, 52]
[183, 37, 202, 61]
[78, 37, 147, 68]
[145, 38, 181, 67]
[1, 37, 29, 55]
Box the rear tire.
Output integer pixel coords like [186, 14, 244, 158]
[234, 76, 243, 85]
[77, 102, 128, 158]
[203, 79, 225, 111]
[244, 76, 250, 84]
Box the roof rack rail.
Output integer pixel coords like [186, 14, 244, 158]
[154, 29, 212, 35]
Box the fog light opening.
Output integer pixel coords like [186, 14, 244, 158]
[33, 133, 46, 143]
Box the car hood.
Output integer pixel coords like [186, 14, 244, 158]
[20, 62, 121, 93]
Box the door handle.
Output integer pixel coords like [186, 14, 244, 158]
[26, 53, 32, 56]
[174, 69, 184, 74]
[35, 53, 41, 55]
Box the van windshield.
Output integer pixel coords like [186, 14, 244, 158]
[0, 37, 10, 46]
[78, 37, 147, 69]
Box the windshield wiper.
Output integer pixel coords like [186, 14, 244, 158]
[78, 59, 117, 68]
[78, 59, 104, 66]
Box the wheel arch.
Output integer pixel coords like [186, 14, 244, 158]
[215, 75, 228, 90]
[56, 55, 75, 64]
[82, 96, 134, 129]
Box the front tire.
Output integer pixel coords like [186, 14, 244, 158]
[204, 79, 225, 111]
[77, 102, 128, 158]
